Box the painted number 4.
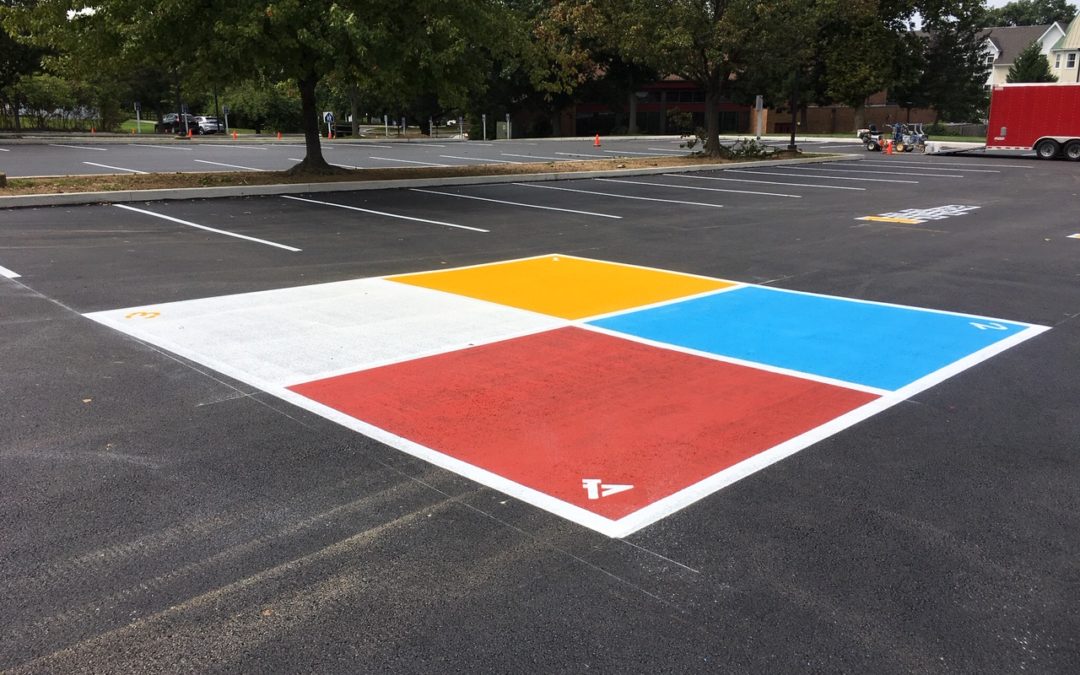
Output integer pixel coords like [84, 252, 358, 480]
[970, 321, 1008, 331]
[582, 478, 634, 500]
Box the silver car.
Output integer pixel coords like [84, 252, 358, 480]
[194, 116, 224, 134]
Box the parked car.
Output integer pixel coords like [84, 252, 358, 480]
[194, 116, 224, 134]
[156, 113, 196, 134]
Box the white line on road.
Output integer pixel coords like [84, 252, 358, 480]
[647, 147, 690, 153]
[847, 161, 1000, 173]
[51, 144, 107, 151]
[0, 148, 12, 152]
[83, 161, 148, 174]
[864, 158, 1033, 169]
[500, 153, 565, 161]
[410, 188, 622, 219]
[368, 156, 449, 167]
[114, 204, 301, 251]
[281, 195, 488, 232]
[555, 151, 611, 158]
[596, 177, 801, 198]
[513, 182, 724, 208]
[780, 165, 963, 179]
[677, 173, 866, 191]
[193, 159, 265, 171]
[199, 144, 268, 150]
[404, 143, 446, 148]
[0, 264, 20, 279]
[725, 168, 917, 184]
[469, 142, 494, 146]
[129, 143, 192, 151]
[601, 149, 673, 156]
[439, 155, 522, 164]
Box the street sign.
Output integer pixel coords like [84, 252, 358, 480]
[323, 111, 335, 125]
[222, 105, 230, 115]
[133, 101, 141, 112]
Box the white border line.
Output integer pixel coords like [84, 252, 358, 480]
[853, 161, 1000, 173]
[410, 188, 622, 219]
[439, 155, 522, 164]
[1068, 234, 1080, 239]
[596, 177, 802, 199]
[51, 144, 107, 151]
[689, 172, 867, 191]
[728, 169, 917, 184]
[83, 162, 148, 174]
[781, 165, 963, 179]
[0, 264, 20, 278]
[368, 156, 449, 167]
[113, 204, 301, 251]
[129, 144, 192, 151]
[512, 182, 725, 208]
[193, 159, 265, 172]
[281, 194, 489, 233]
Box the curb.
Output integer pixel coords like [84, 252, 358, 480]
[0, 154, 859, 209]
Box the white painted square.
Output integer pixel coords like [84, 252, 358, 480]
[85, 278, 564, 387]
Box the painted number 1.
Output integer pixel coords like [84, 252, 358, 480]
[970, 321, 1008, 331]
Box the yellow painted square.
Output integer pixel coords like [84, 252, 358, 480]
[387, 255, 735, 320]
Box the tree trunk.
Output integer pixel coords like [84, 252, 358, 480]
[289, 73, 337, 175]
[704, 87, 721, 156]
[628, 92, 638, 134]
[349, 84, 360, 137]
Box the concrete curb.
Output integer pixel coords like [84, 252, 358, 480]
[0, 154, 860, 209]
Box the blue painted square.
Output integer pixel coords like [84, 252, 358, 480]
[589, 286, 1030, 391]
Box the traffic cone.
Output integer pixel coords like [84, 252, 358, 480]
[277, 131, 282, 140]
[187, 128, 193, 138]
[885, 140, 893, 155]
[594, 134, 601, 147]
[232, 131, 238, 140]
[91, 127, 95, 134]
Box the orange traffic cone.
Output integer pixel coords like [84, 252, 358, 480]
[187, 128, 193, 138]
[232, 131, 238, 140]
[91, 127, 95, 134]
[277, 131, 282, 140]
[885, 140, 893, 155]
[594, 134, 601, 147]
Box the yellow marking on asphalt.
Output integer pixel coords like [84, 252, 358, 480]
[125, 311, 160, 319]
[857, 216, 924, 224]
[388, 255, 734, 320]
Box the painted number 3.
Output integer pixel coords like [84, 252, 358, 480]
[970, 321, 1008, 331]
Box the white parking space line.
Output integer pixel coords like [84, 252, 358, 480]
[880, 159, 1034, 169]
[368, 156, 449, 167]
[193, 159, 266, 171]
[682, 173, 866, 191]
[439, 155, 522, 164]
[51, 144, 107, 151]
[501, 153, 565, 161]
[0, 147, 12, 151]
[404, 143, 446, 148]
[114, 204, 302, 251]
[199, 144, 268, 150]
[726, 168, 917, 184]
[846, 159, 997, 172]
[83, 162, 148, 174]
[1068, 233, 1080, 239]
[410, 188, 623, 219]
[596, 177, 801, 198]
[0, 264, 20, 279]
[347, 144, 394, 149]
[555, 151, 611, 158]
[647, 147, 691, 153]
[282, 195, 489, 233]
[512, 182, 724, 208]
[781, 165, 963, 179]
[129, 144, 192, 151]
[601, 149, 670, 156]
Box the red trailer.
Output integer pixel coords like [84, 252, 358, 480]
[986, 83, 1080, 160]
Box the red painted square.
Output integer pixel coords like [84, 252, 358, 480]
[289, 327, 877, 521]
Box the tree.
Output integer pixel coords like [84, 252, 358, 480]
[1007, 40, 1059, 80]
[984, 0, 1077, 26]
[917, 0, 992, 121]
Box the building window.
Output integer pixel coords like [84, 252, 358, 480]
[1069, 53, 1077, 68]
[1056, 54, 1061, 68]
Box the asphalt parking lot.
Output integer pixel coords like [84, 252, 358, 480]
[1, 152, 1078, 672]
[0, 135, 869, 177]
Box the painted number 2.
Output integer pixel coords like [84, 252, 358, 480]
[970, 321, 1008, 331]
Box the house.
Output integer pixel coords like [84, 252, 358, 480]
[1049, 15, 1080, 82]
[980, 23, 1067, 85]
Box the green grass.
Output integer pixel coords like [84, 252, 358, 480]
[120, 119, 157, 133]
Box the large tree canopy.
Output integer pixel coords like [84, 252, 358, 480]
[983, 0, 1077, 26]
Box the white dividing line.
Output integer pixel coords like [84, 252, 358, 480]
[193, 159, 265, 171]
[727, 168, 917, 184]
[841, 161, 1000, 173]
[113, 204, 301, 251]
[198, 144, 268, 150]
[404, 143, 446, 148]
[1068, 234, 1080, 239]
[864, 159, 1033, 169]
[439, 155, 522, 164]
[0, 264, 20, 279]
[83, 161, 148, 174]
[0, 147, 10, 152]
[281, 195, 488, 233]
[596, 177, 802, 198]
[367, 156, 449, 167]
[783, 165, 963, 179]
[410, 188, 622, 219]
[554, 151, 611, 158]
[129, 143, 192, 151]
[351, 144, 394, 149]
[681, 172, 866, 191]
[501, 153, 565, 161]
[50, 144, 107, 151]
[512, 182, 723, 208]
